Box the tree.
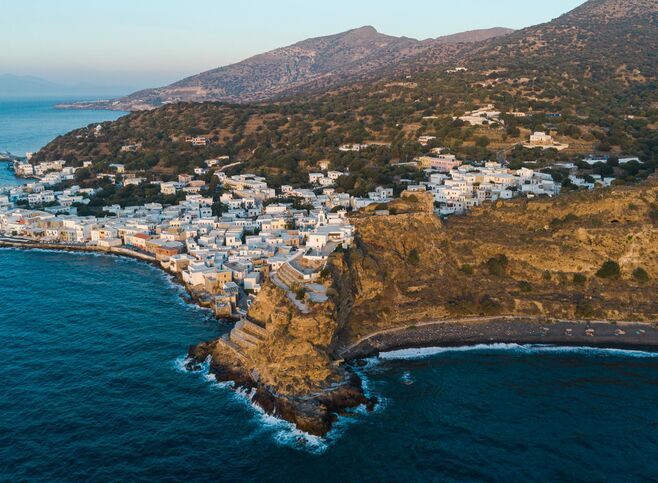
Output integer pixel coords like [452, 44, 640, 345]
[475, 136, 491, 148]
[485, 254, 509, 277]
[632, 267, 649, 283]
[596, 261, 620, 279]
[573, 273, 587, 285]
[75, 167, 92, 182]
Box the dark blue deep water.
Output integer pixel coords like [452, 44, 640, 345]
[2, 249, 658, 482]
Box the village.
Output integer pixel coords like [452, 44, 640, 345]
[0, 137, 644, 322]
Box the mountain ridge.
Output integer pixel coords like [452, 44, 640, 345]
[60, 26, 513, 111]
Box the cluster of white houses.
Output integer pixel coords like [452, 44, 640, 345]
[412, 159, 562, 215]
[1, 161, 357, 318]
[3, 145, 646, 316]
[6, 160, 93, 210]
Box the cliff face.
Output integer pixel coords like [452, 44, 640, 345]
[341, 181, 658, 341]
[192, 181, 658, 435]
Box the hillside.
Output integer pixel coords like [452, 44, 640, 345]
[33, 0, 657, 209]
[59, 26, 512, 111]
[191, 180, 658, 435]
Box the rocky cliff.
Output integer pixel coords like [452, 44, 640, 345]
[191, 180, 658, 435]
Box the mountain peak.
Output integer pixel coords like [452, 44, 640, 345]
[351, 25, 378, 34]
[73, 25, 512, 110]
[564, 0, 658, 22]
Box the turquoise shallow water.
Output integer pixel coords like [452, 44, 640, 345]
[2, 248, 658, 481]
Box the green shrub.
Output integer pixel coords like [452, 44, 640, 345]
[575, 300, 595, 318]
[460, 264, 474, 275]
[485, 254, 509, 277]
[542, 270, 552, 281]
[632, 267, 650, 283]
[573, 273, 587, 285]
[596, 261, 620, 279]
[517, 280, 533, 292]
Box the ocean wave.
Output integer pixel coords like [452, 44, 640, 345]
[256, 409, 329, 455]
[172, 354, 332, 453]
[230, 386, 330, 454]
[1, 246, 105, 257]
[400, 371, 414, 385]
[378, 343, 658, 360]
[173, 354, 233, 389]
[172, 354, 209, 374]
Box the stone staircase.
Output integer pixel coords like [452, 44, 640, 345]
[229, 318, 267, 351]
[274, 262, 304, 289]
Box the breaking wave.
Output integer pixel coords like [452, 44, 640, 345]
[378, 343, 658, 360]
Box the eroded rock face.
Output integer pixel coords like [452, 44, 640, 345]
[192, 179, 658, 435]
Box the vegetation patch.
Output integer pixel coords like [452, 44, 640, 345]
[633, 267, 650, 284]
[485, 254, 509, 277]
[573, 273, 587, 285]
[595, 261, 621, 279]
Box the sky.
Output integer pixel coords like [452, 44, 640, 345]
[1, 0, 586, 91]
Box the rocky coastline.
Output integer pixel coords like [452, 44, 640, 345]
[4, 173, 658, 440]
[185, 316, 658, 437]
[341, 317, 658, 359]
[188, 339, 375, 436]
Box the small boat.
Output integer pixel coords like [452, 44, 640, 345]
[585, 329, 595, 337]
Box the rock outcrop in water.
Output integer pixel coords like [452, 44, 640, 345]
[191, 179, 658, 435]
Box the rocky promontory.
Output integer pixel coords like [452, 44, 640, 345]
[191, 180, 658, 435]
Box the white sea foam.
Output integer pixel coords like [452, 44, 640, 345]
[378, 343, 658, 360]
[226, 386, 331, 454]
[400, 371, 414, 385]
[172, 355, 191, 373]
[171, 354, 334, 452]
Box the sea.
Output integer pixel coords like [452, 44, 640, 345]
[0, 96, 126, 186]
[2, 99, 658, 481]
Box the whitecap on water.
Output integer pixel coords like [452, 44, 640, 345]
[378, 343, 658, 361]
[400, 371, 414, 385]
[171, 353, 331, 452]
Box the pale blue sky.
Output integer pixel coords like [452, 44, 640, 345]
[1, 0, 585, 89]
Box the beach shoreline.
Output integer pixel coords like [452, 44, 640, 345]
[340, 317, 658, 361]
[4, 237, 658, 438]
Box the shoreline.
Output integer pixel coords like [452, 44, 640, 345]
[340, 317, 658, 361]
[4, 238, 658, 437]
[0, 238, 235, 321]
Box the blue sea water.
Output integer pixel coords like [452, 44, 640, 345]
[2, 101, 658, 481]
[2, 249, 658, 481]
[0, 97, 126, 156]
[0, 97, 125, 188]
